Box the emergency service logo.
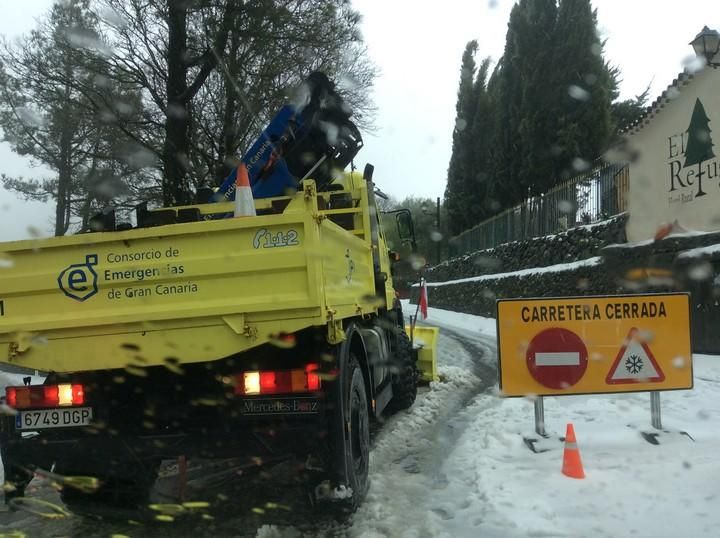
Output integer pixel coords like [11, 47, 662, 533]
[58, 254, 99, 301]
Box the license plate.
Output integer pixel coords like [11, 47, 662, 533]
[16, 407, 93, 430]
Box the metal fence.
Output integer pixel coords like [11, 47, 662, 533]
[448, 161, 629, 257]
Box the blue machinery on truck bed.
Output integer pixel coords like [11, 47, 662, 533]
[213, 71, 363, 202]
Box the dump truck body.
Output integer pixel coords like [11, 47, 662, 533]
[0, 176, 386, 373]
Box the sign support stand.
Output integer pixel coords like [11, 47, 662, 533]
[643, 390, 695, 445]
[534, 397, 547, 437]
[650, 391, 662, 430]
[524, 397, 552, 453]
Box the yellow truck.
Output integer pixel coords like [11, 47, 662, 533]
[0, 164, 434, 515]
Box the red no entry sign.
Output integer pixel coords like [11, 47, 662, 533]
[526, 328, 588, 389]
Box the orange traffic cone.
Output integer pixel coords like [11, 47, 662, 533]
[561, 423, 585, 479]
[234, 163, 256, 217]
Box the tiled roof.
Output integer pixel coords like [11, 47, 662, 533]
[620, 70, 698, 135]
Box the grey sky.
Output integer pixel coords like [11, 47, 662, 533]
[0, 0, 717, 240]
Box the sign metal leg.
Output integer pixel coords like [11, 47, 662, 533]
[651, 391, 662, 430]
[534, 396, 547, 437]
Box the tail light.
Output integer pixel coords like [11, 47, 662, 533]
[235, 364, 321, 395]
[5, 384, 85, 410]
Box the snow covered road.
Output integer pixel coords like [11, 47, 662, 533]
[347, 325, 498, 537]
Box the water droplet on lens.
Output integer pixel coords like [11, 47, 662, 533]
[568, 85, 590, 101]
[688, 262, 712, 281]
[682, 54, 706, 74]
[558, 200, 574, 213]
[572, 158, 590, 172]
[268, 332, 297, 348]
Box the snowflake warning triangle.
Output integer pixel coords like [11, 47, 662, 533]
[606, 328, 665, 384]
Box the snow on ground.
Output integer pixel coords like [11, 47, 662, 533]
[418, 257, 602, 287]
[402, 299, 496, 339]
[380, 303, 720, 538]
[453, 367, 720, 538]
[677, 243, 720, 258]
[350, 364, 485, 537]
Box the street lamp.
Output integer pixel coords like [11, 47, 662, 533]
[690, 26, 720, 67]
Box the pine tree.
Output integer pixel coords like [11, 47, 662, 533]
[684, 98, 715, 197]
[445, 40, 479, 235]
[611, 85, 650, 139]
[0, 0, 144, 235]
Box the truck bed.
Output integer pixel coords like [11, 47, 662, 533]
[0, 179, 376, 372]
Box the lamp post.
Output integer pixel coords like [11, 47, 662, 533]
[690, 26, 720, 67]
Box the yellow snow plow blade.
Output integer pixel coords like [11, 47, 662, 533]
[406, 325, 439, 383]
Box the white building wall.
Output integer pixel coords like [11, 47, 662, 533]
[625, 66, 720, 242]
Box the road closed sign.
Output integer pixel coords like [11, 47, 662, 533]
[497, 293, 692, 397]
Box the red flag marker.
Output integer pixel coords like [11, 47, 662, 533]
[419, 278, 428, 320]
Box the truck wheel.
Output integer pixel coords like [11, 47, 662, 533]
[385, 329, 418, 414]
[345, 354, 370, 508]
[324, 352, 369, 514]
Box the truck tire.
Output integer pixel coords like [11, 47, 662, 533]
[324, 352, 370, 514]
[345, 353, 370, 508]
[385, 329, 418, 414]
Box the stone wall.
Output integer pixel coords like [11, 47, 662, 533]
[603, 231, 720, 353]
[429, 214, 627, 283]
[422, 258, 622, 318]
[414, 217, 720, 353]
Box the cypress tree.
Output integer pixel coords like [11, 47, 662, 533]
[484, 64, 504, 214]
[449, 0, 621, 235]
[491, 4, 525, 209]
[552, 0, 614, 182]
[467, 57, 494, 224]
[445, 40, 479, 235]
[514, 0, 559, 195]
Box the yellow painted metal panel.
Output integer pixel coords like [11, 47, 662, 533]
[406, 325, 439, 382]
[0, 315, 319, 373]
[497, 293, 693, 397]
[319, 220, 375, 314]
[0, 219, 314, 334]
